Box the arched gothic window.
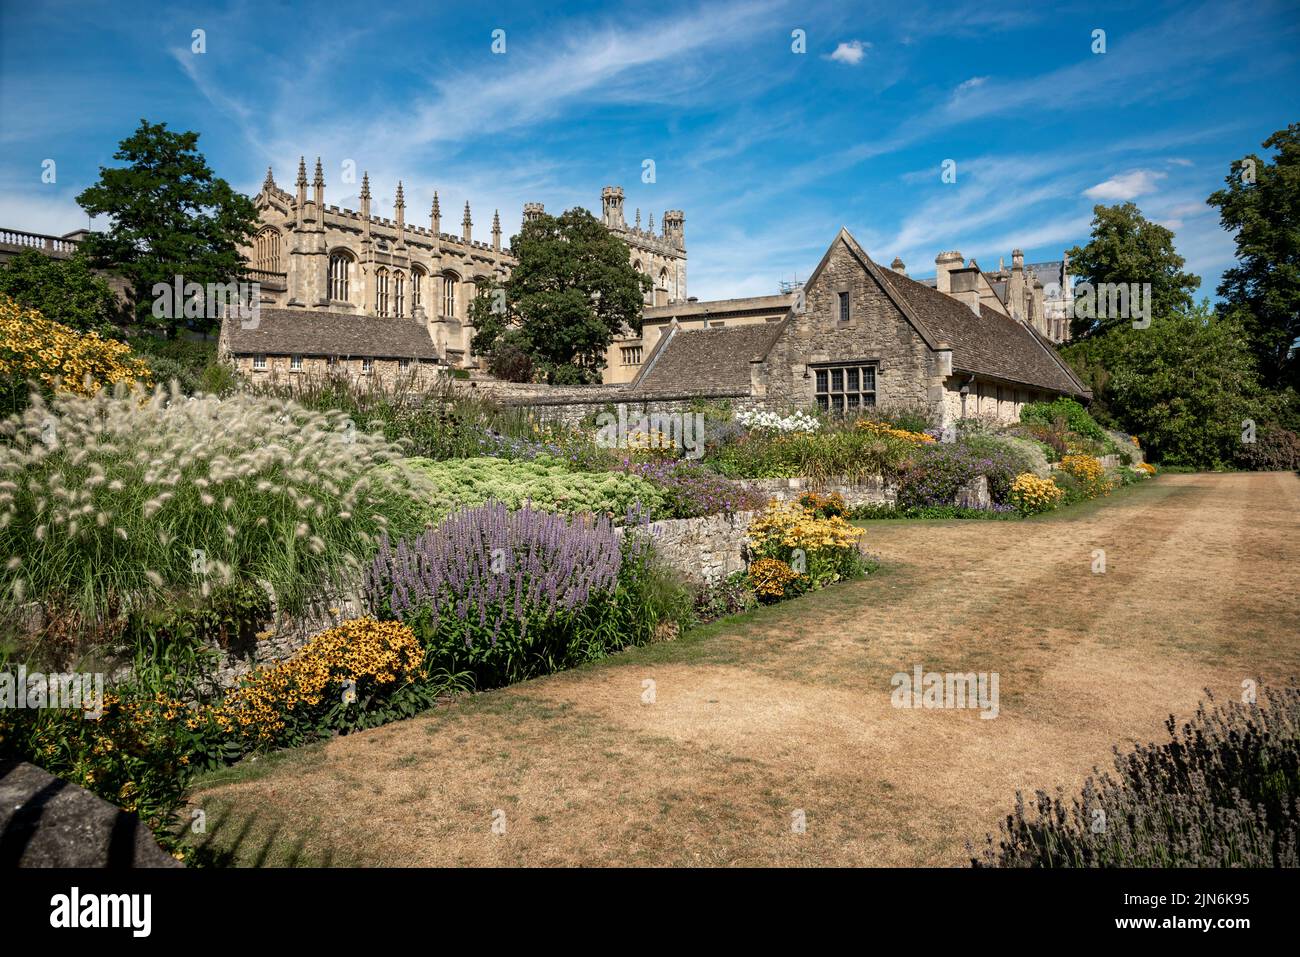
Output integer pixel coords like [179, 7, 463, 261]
[442, 272, 458, 318]
[375, 267, 390, 317]
[254, 228, 281, 273]
[393, 271, 405, 318]
[411, 266, 425, 311]
[329, 252, 352, 302]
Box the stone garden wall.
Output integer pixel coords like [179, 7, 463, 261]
[463, 379, 762, 426]
[743, 475, 896, 505]
[624, 510, 757, 585]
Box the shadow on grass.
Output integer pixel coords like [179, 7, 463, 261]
[184, 799, 335, 868]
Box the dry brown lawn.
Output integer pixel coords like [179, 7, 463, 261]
[185, 472, 1300, 867]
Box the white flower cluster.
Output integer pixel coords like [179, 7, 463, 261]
[736, 409, 821, 434]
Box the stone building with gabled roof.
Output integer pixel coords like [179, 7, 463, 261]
[218, 306, 443, 387]
[627, 228, 1088, 428]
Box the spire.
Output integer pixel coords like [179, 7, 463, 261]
[491, 209, 502, 252]
[294, 156, 307, 226]
[462, 201, 472, 243]
[635, 208, 641, 230]
[262, 166, 275, 191]
[395, 181, 405, 212]
[312, 157, 324, 215]
[359, 171, 371, 229]
[431, 191, 441, 234]
[360, 171, 371, 200]
[647, 212, 655, 234]
[394, 180, 406, 234]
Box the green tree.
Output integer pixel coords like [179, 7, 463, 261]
[0, 249, 121, 336]
[1098, 304, 1263, 468]
[1066, 202, 1200, 338]
[1207, 123, 1300, 390]
[76, 120, 258, 335]
[471, 208, 649, 384]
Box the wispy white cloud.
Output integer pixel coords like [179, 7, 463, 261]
[1084, 169, 1167, 201]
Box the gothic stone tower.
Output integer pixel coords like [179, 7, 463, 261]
[600, 185, 687, 306]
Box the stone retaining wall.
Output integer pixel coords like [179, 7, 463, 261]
[624, 510, 757, 584]
[742, 475, 897, 505]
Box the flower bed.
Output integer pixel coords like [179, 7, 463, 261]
[745, 499, 868, 602]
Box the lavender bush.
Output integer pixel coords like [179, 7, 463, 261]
[972, 686, 1300, 867]
[365, 502, 684, 687]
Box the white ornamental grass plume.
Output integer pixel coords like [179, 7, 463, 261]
[0, 382, 424, 635]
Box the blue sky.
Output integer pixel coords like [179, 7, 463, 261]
[2, 0, 1298, 300]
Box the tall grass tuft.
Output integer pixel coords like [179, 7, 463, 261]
[972, 686, 1300, 867]
[0, 382, 425, 662]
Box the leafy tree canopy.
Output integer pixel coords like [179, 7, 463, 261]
[76, 119, 258, 335]
[1066, 202, 1200, 338]
[1065, 304, 1263, 468]
[1207, 122, 1300, 390]
[0, 249, 122, 337]
[471, 208, 649, 384]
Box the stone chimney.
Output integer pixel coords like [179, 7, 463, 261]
[1008, 248, 1026, 323]
[934, 251, 963, 293]
[890, 256, 907, 276]
[1030, 277, 1046, 333]
[948, 265, 982, 315]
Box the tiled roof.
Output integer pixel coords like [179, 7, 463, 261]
[642, 293, 795, 321]
[221, 308, 440, 360]
[875, 264, 1087, 396]
[630, 321, 783, 393]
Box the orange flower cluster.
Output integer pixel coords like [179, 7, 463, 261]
[854, 419, 936, 444]
[205, 618, 423, 744]
[747, 557, 804, 600]
[0, 294, 150, 395]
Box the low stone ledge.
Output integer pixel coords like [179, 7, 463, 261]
[742, 475, 897, 505]
[0, 761, 181, 868]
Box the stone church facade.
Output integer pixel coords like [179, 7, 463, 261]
[237, 159, 687, 377]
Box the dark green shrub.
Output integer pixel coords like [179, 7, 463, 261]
[1021, 397, 1107, 441]
[1235, 424, 1300, 471]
